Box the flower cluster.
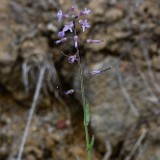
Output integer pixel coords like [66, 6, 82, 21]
[56, 6, 104, 95]
[56, 6, 102, 61]
[56, 7, 91, 40]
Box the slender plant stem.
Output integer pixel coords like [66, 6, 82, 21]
[72, 18, 91, 160]
[17, 66, 45, 160]
[77, 50, 91, 160]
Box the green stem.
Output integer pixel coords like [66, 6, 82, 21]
[73, 19, 91, 160]
[77, 50, 91, 160]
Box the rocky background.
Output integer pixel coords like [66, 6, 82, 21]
[0, 0, 160, 160]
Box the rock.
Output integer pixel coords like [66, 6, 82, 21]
[149, 43, 159, 54]
[59, 0, 72, 11]
[135, 144, 160, 160]
[120, 110, 160, 160]
[153, 55, 160, 70]
[132, 48, 144, 59]
[140, 1, 160, 18]
[25, 146, 43, 159]
[88, 0, 105, 16]
[105, 8, 124, 23]
[74, 56, 160, 155]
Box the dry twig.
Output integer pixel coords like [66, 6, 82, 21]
[103, 141, 112, 160]
[17, 66, 45, 160]
[141, 40, 160, 93]
[125, 128, 147, 160]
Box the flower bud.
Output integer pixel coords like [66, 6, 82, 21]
[68, 54, 78, 63]
[57, 10, 63, 22]
[74, 35, 78, 48]
[71, 6, 75, 12]
[58, 31, 65, 38]
[64, 89, 75, 95]
[86, 39, 103, 43]
[55, 37, 67, 44]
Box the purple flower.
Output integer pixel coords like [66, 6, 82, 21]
[58, 31, 65, 38]
[68, 54, 78, 63]
[57, 10, 63, 22]
[89, 70, 101, 76]
[58, 21, 74, 38]
[86, 39, 103, 43]
[79, 8, 91, 16]
[71, 6, 75, 12]
[55, 37, 67, 44]
[82, 8, 91, 15]
[79, 19, 90, 32]
[74, 35, 78, 48]
[84, 67, 112, 76]
[63, 21, 74, 32]
[88, 67, 112, 76]
[64, 89, 75, 95]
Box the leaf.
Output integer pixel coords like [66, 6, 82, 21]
[76, 156, 80, 160]
[90, 135, 95, 149]
[84, 101, 90, 126]
[88, 135, 95, 151]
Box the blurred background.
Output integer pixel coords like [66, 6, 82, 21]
[0, 0, 160, 160]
